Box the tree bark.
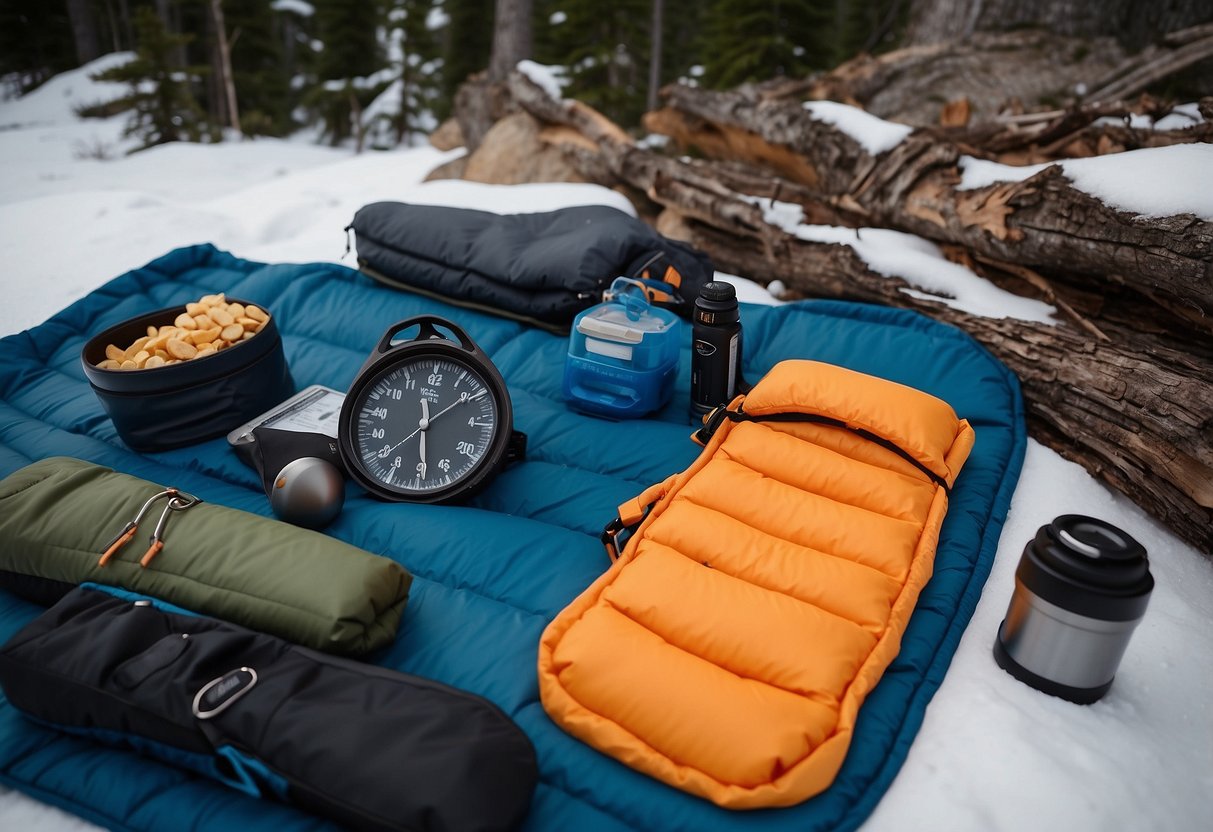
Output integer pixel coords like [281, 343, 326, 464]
[209, 0, 241, 135]
[649, 85, 1213, 334]
[906, 0, 1213, 50]
[1084, 25, 1213, 103]
[492, 68, 1213, 553]
[487, 0, 533, 82]
[647, 0, 664, 114]
[651, 193, 1213, 555]
[66, 0, 101, 65]
[155, 0, 187, 68]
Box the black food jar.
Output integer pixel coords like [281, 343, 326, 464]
[81, 299, 294, 452]
[993, 515, 1153, 704]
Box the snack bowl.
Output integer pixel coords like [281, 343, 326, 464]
[81, 298, 295, 452]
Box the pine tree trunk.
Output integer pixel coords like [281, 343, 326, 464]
[155, 0, 187, 68]
[117, 0, 134, 50]
[210, 0, 240, 135]
[487, 0, 533, 82]
[647, 0, 664, 113]
[66, 0, 101, 65]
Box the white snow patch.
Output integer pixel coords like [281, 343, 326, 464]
[752, 198, 1056, 322]
[956, 155, 1050, 189]
[958, 144, 1213, 220]
[802, 100, 913, 155]
[516, 60, 564, 100]
[395, 180, 636, 218]
[1093, 102, 1203, 131]
[865, 438, 1213, 832]
[322, 67, 396, 92]
[711, 270, 785, 306]
[426, 6, 450, 30]
[0, 52, 134, 129]
[270, 0, 314, 16]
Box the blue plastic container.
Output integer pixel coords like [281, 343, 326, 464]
[563, 279, 681, 419]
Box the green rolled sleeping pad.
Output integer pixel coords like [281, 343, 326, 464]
[0, 457, 411, 655]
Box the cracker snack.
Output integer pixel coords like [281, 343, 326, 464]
[95, 293, 269, 371]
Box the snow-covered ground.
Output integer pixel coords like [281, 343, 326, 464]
[1, 57, 1210, 832]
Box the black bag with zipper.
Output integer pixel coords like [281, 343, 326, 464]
[0, 584, 537, 832]
[348, 202, 714, 332]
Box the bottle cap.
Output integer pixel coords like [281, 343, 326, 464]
[699, 282, 736, 302]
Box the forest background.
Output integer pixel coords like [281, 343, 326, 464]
[4, 0, 1210, 155]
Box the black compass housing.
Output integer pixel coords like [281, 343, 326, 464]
[338, 316, 519, 504]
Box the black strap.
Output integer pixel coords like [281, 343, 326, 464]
[697, 407, 951, 492]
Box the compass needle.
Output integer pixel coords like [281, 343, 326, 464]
[339, 316, 520, 503]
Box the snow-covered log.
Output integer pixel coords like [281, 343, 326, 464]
[656, 192, 1213, 555]
[478, 69, 1213, 553]
[647, 85, 1213, 334]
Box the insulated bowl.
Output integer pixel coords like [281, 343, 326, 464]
[81, 298, 295, 452]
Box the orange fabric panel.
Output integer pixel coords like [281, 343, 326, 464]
[606, 542, 877, 701]
[643, 500, 902, 633]
[743, 360, 966, 484]
[763, 419, 937, 484]
[538, 359, 975, 809]
[549, 604, 836, 787]
[677, 459, 923, 579]
[722, 420, 937, 522]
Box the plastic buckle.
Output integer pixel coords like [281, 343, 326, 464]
[601, 517, 628, 561]
[694, 405, 731, 445]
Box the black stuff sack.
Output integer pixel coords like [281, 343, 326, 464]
[348, 202, 715, 331]
[0, 584, 538, 832]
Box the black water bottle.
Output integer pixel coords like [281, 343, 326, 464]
[690, 282, 743, 420]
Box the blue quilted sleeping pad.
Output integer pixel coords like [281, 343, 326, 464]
[0, 244, 1025, 832]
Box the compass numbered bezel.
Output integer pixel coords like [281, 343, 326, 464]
[337, 318, 514, 504]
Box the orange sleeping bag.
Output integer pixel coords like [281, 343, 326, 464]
[537, 360, 975, 808]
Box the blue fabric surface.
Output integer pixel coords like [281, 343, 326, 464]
[0, 244, 1026, 832]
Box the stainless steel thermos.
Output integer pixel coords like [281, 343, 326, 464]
[690, 282, 743, 420]
[994, 515, 1153, 704]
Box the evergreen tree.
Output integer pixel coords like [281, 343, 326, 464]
[91, 6, 209, 151]
[372, 0, 444, 146]
[549, 0, 651, 126]
[439, 0, 493, 112]
[0, 0, 76, 93]
[532, 0, 706, 128]
[699, 0, 833, 89]
[225, 0, 292, 135]
[654, 0, 708, 91]
[305, 0, 387, 145]
[839, 0, 911, 62]
[316, 0, 383, 79]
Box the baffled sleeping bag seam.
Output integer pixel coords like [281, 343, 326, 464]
[0, 244, 1026, 832]
[539, 360, 974, 808]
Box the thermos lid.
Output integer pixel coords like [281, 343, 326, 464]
[698, 282, 737, 303]
[1017, 515, 1153, 621]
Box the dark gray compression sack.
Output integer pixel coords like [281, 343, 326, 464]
[349, 202, 714, 330]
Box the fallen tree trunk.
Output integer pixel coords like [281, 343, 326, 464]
[936, 100, 1213, 164]
[491, 70, 1213, 553]
[655, 194, 1213, 555]
[648, 86, 1213, 334]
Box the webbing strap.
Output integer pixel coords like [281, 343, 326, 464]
[695, 407, 952, 493]
[601, 477, 674, 561]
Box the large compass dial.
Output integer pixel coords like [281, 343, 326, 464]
[354, 358, 497, 493]
[338, 316, 519, 504]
